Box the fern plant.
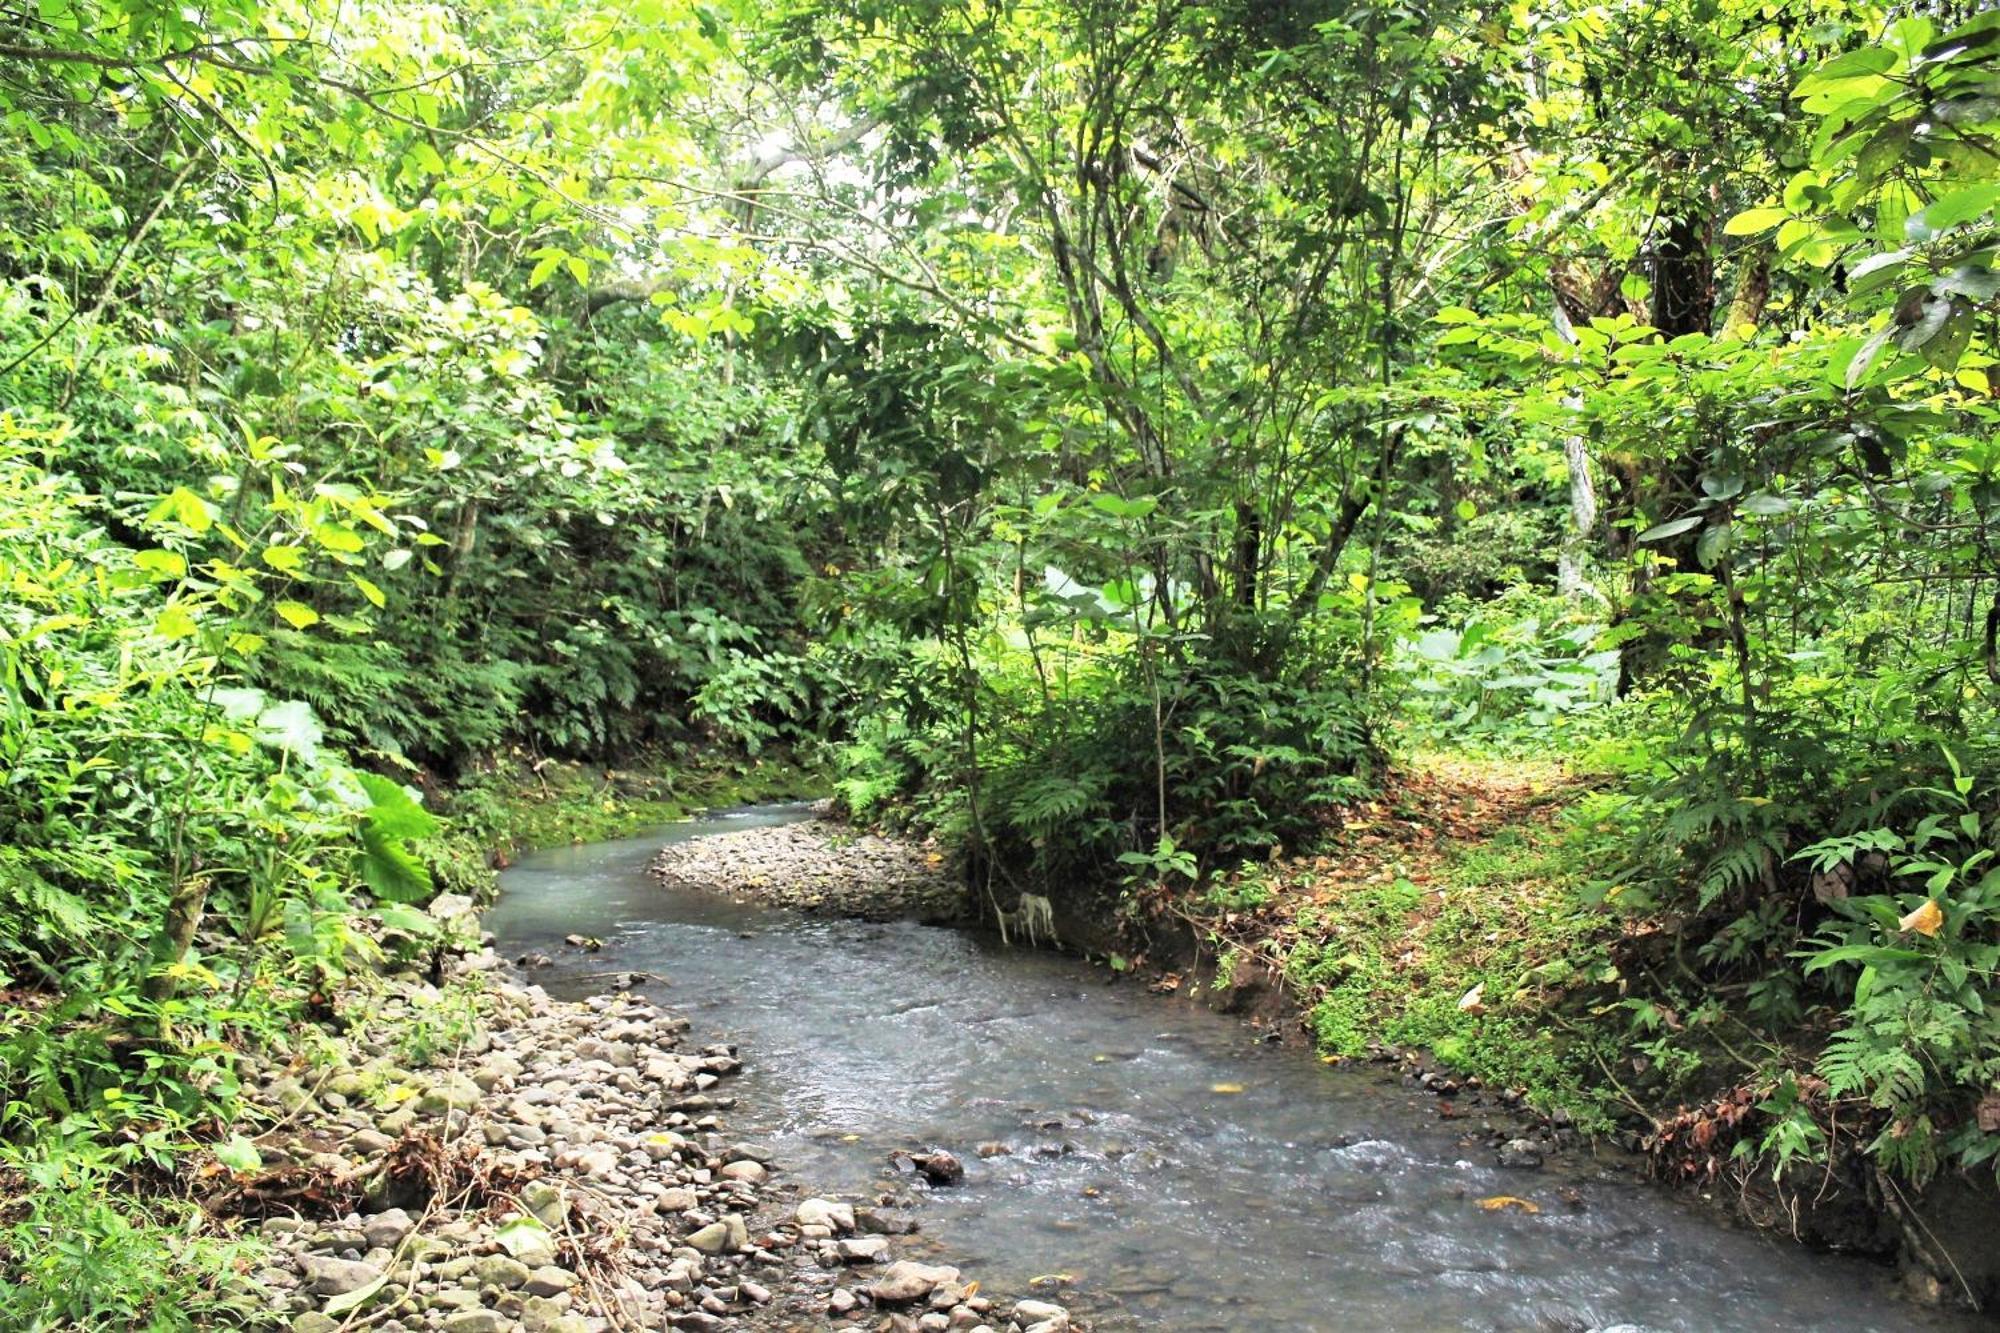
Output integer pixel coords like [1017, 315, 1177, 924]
[1793, 750, 2000, 1184]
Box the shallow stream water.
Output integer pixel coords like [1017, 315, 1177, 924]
[486, 808, 1976, 1332]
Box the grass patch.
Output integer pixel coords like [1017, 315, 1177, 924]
[1182, 757, 1634, 1130]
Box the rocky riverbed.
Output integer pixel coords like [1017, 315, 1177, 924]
[648, 814, 965, 921]
[224, 891, 1075, 1333]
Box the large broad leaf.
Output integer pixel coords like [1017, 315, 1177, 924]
[254, 699, 323, 763]
[357, 773, 438, 904]
[1636, 515, 1703, 543]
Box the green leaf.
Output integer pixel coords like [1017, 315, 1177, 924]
[1846, 249, 1910, 298]
[155, 603, 199, 639]
[1723, 206, 1789, 236]
[351, 574, 386, 608]
[1637, 515, 1702, 543]
[1089, 493, 1158, 520]
[1804, 944, 1928, 973]
[313, 524, 364, 554]
[148, 486, 213, 534]
[261, 544, 305, 572]
[406, 140, 446, 175]
[214, 1134, 262, 1173]
[1796, 48, 1897, 96]
[1917, 183, 2000, 230]
[1695, 521, 1732, 569]
[274, 601, 320, 629]
[133, 549, 186, 580]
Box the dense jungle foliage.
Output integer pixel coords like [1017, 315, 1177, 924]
[3, 0, 2000, 1322]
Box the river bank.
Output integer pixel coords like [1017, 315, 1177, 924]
[225, 888, 1078, 1333]
[604, 781, 2000, 1318]
[485, 810, 1987, 1331]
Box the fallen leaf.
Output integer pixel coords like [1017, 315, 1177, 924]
[1210, 1082, 1245, 1094]
[1477, 1195, 1541, 1214]
[1457, 982, 1486, 1013]
[1899, 899, 1944, 937]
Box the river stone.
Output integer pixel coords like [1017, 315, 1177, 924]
[1013, 1298, 1069, 1328]
[504, 1222, 559, 1269]
[428, 893, 478, 932]
[718, 1159, 766, 1184]
[866, 1261, 960, 1304]
[837, 1236, 890, 1264]
[524, 1265, 575, 1296]
[443, 1311, 506, 1333]
[796, 1198, 855, 1233]
[521, 1294, 567, 1331]
[291, 1316, 340, 1333]
[685, 1217, 746, 1254]
[522, 1179, 567, 1227]
[470, 1255, 531, 1288]
[1498, 1138, 1544, 1169]
[300, 1255, 382, 1296]
[361, 1207, 414, 1250]
[418, 1072, 482, 1112]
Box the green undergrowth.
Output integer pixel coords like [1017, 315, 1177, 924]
[437, 747, 828, 882]
[1185, 764, 1635, 1131]
[1298, 817, 1626, 1130]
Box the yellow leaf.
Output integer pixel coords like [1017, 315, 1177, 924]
[1899, 899, 1944, 937]
[1477, 1196, 1541, 1214]
[350, 574, 386, 608]
[1210, 1083, 1245, 1094]
[274, 601, 320, 629]
[155, 603, 198, 639]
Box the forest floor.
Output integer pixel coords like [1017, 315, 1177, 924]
[1135, 752, 1637, 1124]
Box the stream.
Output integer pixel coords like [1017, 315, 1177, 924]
[485, 807, 1974, 1332]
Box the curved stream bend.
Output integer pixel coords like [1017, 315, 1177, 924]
[486, 809, 1967, 1333]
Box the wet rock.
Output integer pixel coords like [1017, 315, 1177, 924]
[837, 1236, 891, 1264]
[1013, 1298, 1070, 1329]
[866, 1260, 961, 1304]
[796, 1198, 856, 1233]
[685, 1215, 748, 1254]
[1498, 1138, 1544, 1169]
[900, 1144, 968, 1184]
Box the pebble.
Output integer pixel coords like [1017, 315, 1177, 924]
[222, 830, 1073, 1333]
[649, 817, 965, 920]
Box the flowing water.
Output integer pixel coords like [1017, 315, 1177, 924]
[486, 808, 1975, 1332]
